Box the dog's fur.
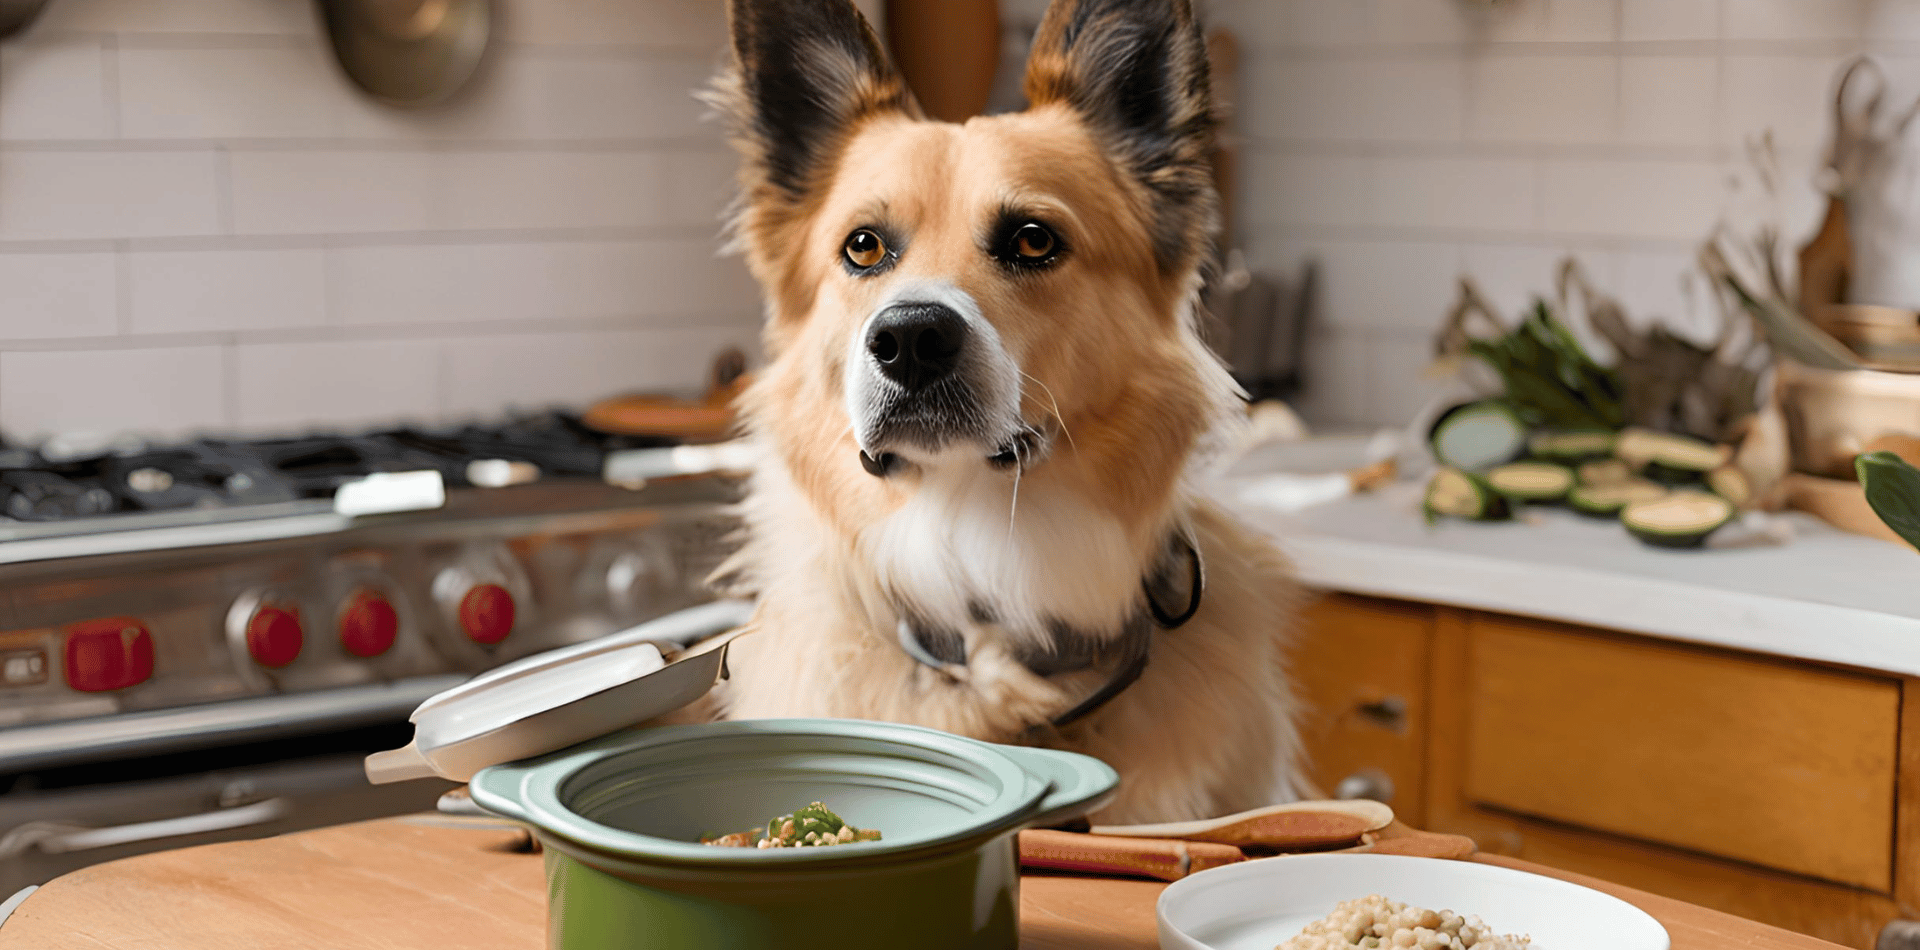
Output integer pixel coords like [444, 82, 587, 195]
[701, 0, 1304, 824]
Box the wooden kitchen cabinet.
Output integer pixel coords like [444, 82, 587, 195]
[1293, 593, 1916, 949]
[1291, 594, 1432, 826]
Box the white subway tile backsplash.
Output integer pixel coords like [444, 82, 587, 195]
[333, 54, 715, 143]
[1243, 56, 1464, 143]
[33, 0, 316, 35]
[1867, 1, 1920, 41]
[439, 325, 759, 419]
[1720, 54, 1849, 149]
[0, 253, 119, 340]
[117, 46, 339, 140]
[1621, 0, 1720, 41]
[1370, 332, 1453, 426]
[1542, 0, 1623, 42]
[1620, 55, 1718, 146]
[1303, 240, 1461, 332]
[506, 0, 726, 50]
[1469, 55, 1618, 145]
[0, 346, 227, 439]
[1615, 248, 1719, 340]
[128, 248, 326, 333]
[1289, 326, 1374, 428]
[1371, 156, 1540, 232]
[1238, 150, 1377, 230]
[437, 152, 664, 231]
[1539, 159, 1725, 238]
[1283, 0, 1372, 47]
[1721, 0, 1865, 42]
[1460, 243, 1621, 319]
[1372, 0, 1476, 45]
[234, 340, 440, 432]
[0, 151, 222, 241]
[331, 239, 756, 327]
[228, 151, 435, 235]
[657, 149, 739, 231]
[0, 38, 113, 141]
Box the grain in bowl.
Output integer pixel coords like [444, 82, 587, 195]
[1278, 894, 1533, 950]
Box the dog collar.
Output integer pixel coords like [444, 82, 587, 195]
[893, 530, 1203, 730]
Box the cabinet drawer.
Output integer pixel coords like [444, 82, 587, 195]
[1464, 616, 1899, 891]
[1293, 594, 1430, 825]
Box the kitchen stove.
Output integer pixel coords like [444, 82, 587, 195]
[0, 411, 748, 894]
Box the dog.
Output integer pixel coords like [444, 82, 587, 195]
[699, 0, 1305, 824]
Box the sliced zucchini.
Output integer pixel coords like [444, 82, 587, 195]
[1577, 458, 1633, 487]
[1621, 490, 1735, 549]
[1486, 461, 1574, 503]
[1529, 430, 1617, 463]
[1568, 479, 1667, 518]
[1643, 461, 1710, 486]
[1613, 427, 1730, 472]
[1707, 465, 1752, 509]
[1428, 400, 1527, 471]
[1424, 467, 1512, 523]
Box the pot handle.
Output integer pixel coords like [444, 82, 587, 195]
[994, 746, 1120, 830]
[465, 768, 533, 823]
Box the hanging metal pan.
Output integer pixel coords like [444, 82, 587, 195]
[0, 0, 51, 41]
[316, 0, 492, 108]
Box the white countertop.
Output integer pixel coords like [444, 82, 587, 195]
[1227, 478, 1920, 678]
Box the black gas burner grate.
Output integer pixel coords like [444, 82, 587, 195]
[0, 411, 678, 522]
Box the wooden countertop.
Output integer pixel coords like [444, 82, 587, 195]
[0, 816, 1844, 949]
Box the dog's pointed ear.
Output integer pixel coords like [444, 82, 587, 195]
[1023, 0, 1217, 273]
[718, 0, 914, 203]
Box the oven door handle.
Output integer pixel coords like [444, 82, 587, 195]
[0, 797, 291, 858]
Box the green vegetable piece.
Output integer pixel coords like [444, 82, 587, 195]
[1857, 451, 1920, 553]
[1621, 490, 1735, 549]
[1424, 467, 1513, 523]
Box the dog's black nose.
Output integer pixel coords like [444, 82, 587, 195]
[866, 303, 968, 392]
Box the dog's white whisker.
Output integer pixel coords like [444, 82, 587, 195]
[1020, 370, 1076, 454]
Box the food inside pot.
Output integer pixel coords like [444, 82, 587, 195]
[1278, 894, 1533, 949]
[699, 801, 883, 849]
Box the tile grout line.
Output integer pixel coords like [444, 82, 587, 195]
[101, 33, 121, 139]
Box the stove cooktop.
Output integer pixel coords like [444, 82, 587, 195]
[0, 411, 673, 533]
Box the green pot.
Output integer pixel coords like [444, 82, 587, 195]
[470, 718, 1119, 950]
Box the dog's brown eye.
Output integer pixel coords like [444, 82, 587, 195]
[1012, 223, 1055, 260]
[844, 229, 888, 269]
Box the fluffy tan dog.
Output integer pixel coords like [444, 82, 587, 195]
[702, 0, 1304, 824]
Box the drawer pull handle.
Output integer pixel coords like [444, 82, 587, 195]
[1355, 696, 1407, 731]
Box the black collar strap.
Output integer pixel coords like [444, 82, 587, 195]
[892, 529, 1203, 730]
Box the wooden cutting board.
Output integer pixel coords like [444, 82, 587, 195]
[0, 816, 1848, 950]
[1781, 473, 1907, 545]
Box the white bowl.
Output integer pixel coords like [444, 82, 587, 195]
[1157, 854, 1670, 950]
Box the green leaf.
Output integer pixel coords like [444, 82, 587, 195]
[1856, 452, 1920, 553]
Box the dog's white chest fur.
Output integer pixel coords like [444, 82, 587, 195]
[863, 456, 1141, 645]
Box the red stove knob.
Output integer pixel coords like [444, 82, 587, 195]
[64, 617, 155, 692]
[458, 584, 515, 645]
[339, 591, 399, 658]
[246, 606, 304, 668]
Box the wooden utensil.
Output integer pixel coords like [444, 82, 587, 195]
[580, 348, 751, 443]
[1017, 818, 1477, 883]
